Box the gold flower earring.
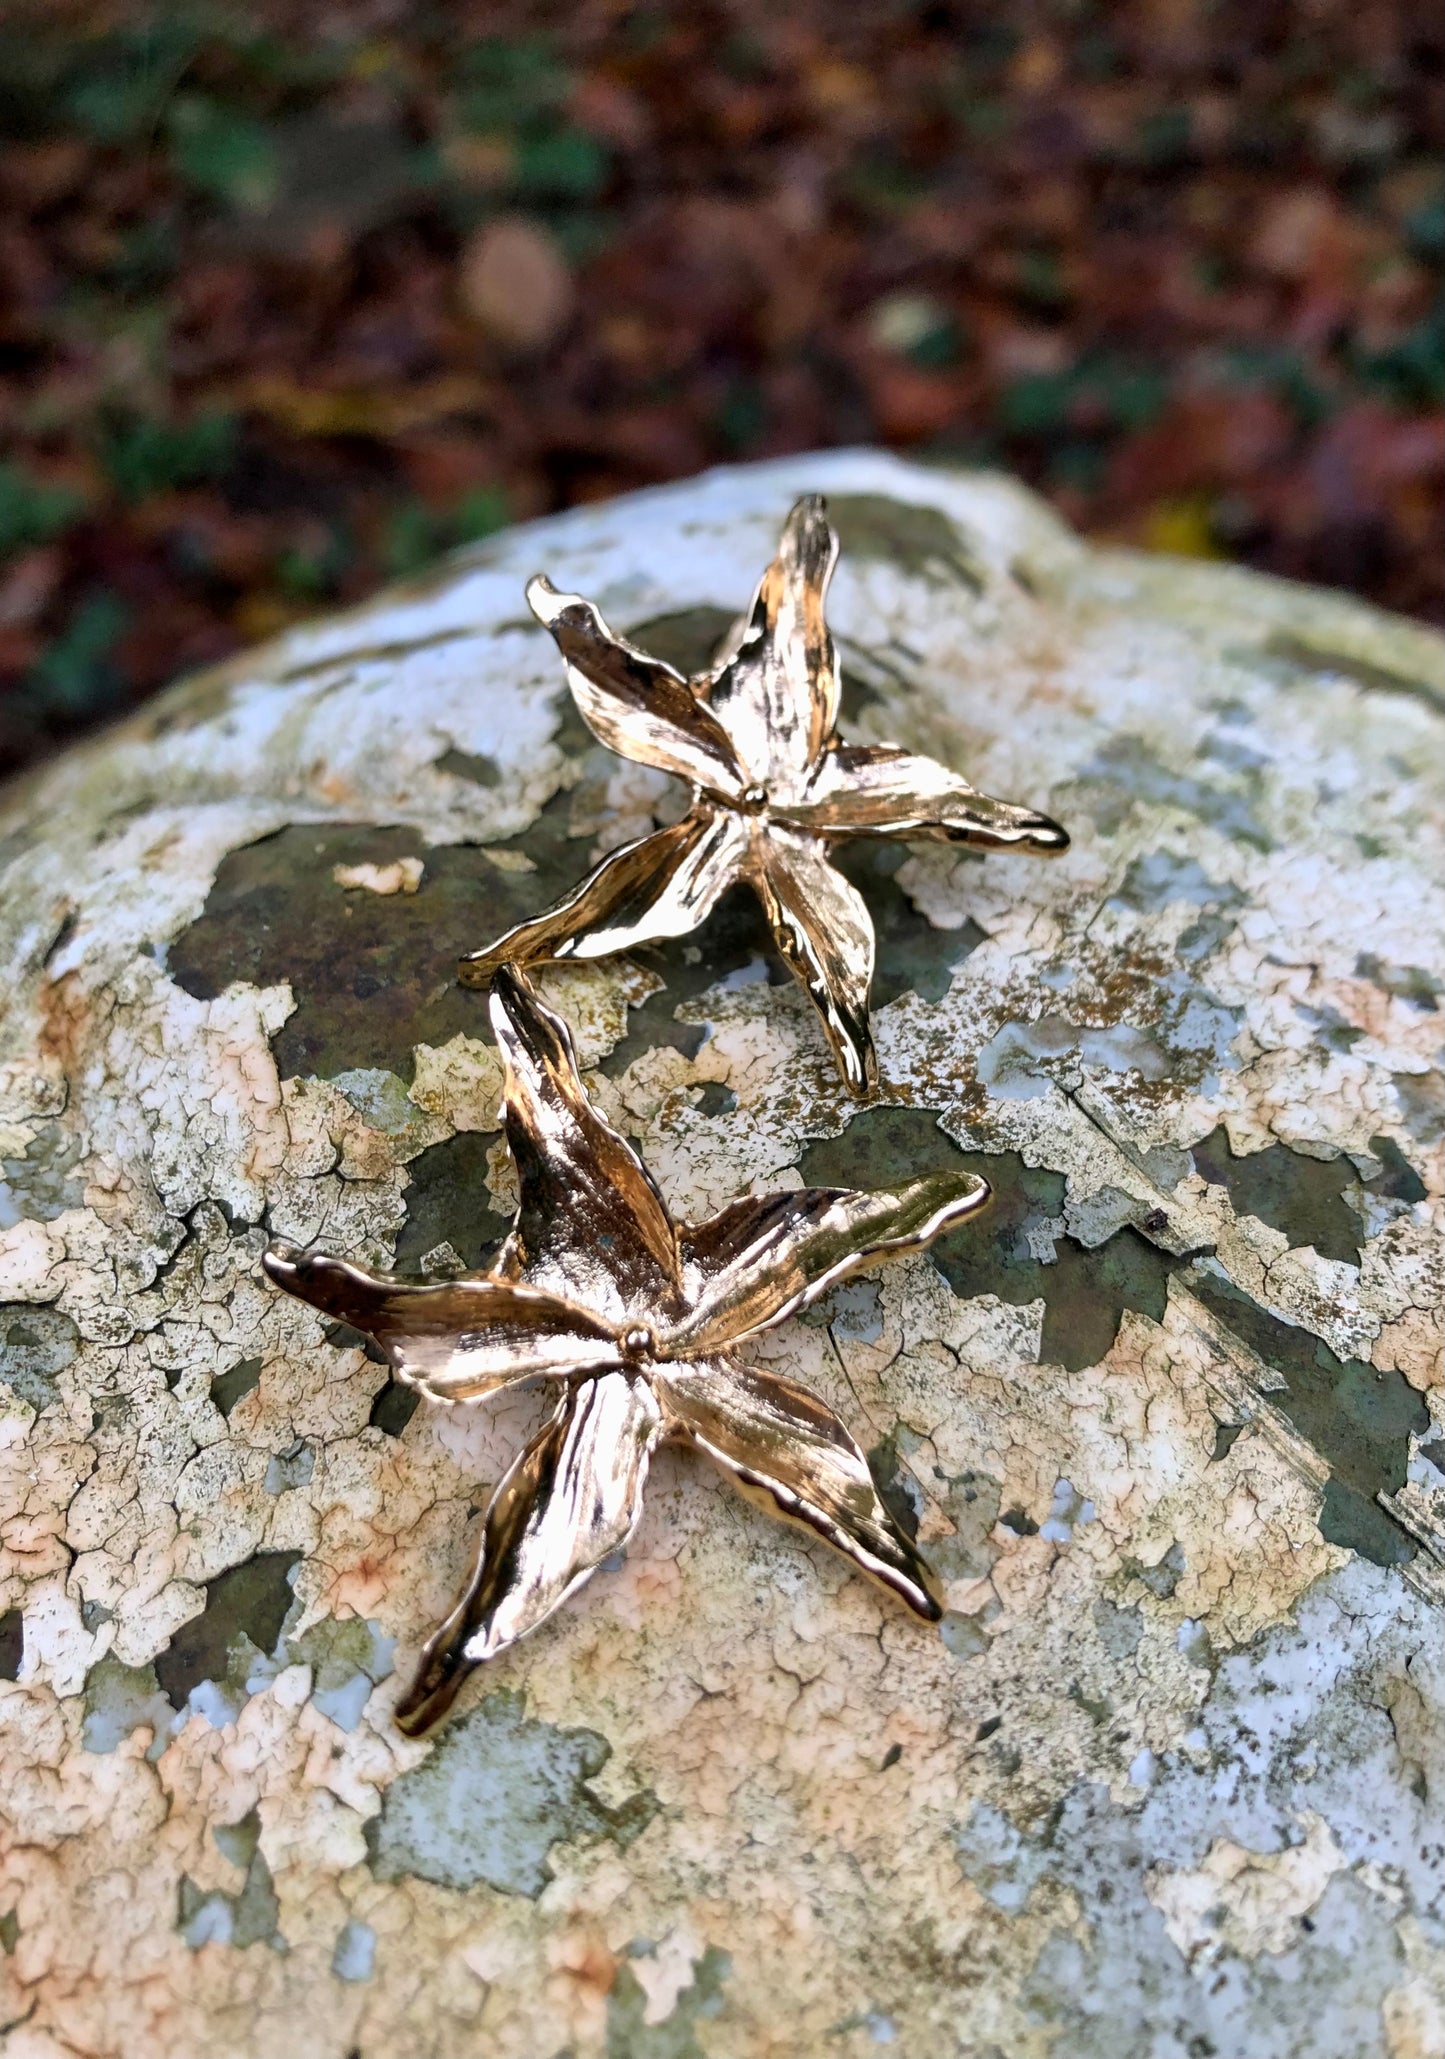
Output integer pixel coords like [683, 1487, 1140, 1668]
[459, 495, 1068, 1094]
[264, 967, 990, 1734]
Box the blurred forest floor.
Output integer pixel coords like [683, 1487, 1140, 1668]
[0, 0, 1441, 777]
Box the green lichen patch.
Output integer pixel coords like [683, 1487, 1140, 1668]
[153, 1550, 301, 1713]
[1068, 732, 1272, 849]
[0, 1120, 85, 1226]
[1191, 1126, 1362, 1266]
[1123, 1539, 1187, 1599]
[1264, 631, 1444, 716]
[798, 1111, 1188, 1374]
[1190, 1271, 1426, 1567]
[599, 885, 786, 1079]
[286, 1615, 394, 1732]
[367, 1374, 421, 1436]
[865, 1429, 924, 1542]
[604, 848, 982, 1080]
[210, 1355, 261, 1419]
[178, 1810, 283, 1952]
[826, 493, 984, 592]
[365, 1688, 656, 1898]
[395, 1130, 511, 1274]
[606, 1944, 732, 2059]
[81, 1654, 173, 1753]
[1393, 1067, 1445, 1147]
[834, 839, 985, 1006]
[622, 606, 737, 679]
[927, 1469, 1004, 1585]
[328, 1068, 428, 1139]
[168, 825, 508, 1081]
[1112, 849, 1243, 916]
[1355, 952, 1442, 1013]
[433, 745, 501, 787]
[952, 1801, 1052, 1914]
[0, 1302, 79, 1410]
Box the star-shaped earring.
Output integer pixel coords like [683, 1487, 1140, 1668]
[264, 967, 990, 1734]
[459, 495, 1068, 1094]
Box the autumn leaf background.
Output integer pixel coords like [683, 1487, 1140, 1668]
[0, 0, 1439, 778]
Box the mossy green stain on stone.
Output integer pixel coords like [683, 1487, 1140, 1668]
[622, 606, 737, 680]
[801, 1109, 1425, 1566]
[154, 1550, 301, 1711]
[834, 839, 985, 1006]
[1363, 1135, 1427, 1207]
[600, 847, 982, 1081]
[797, 1109, 1187, 1374]
[1263, 631, 1444, 717]
[178, 1809, 283, 1952]
[366, 1688, 657, 1897]
[395, 1129, 511, 1274]
[169, 824, 508, 1081]
[866, 1428, 924, 1543]
[210, 1355, 261, 1419]
[0, 1119, 85, 1226]
[0, 1608, 22, 1681]
[826, 493, 985, 592]
[0, 1302, 79, 1410]
[82, 1654, 172, 1752]
[1190, 1271, 1425, 1567]
[607, 1944, 732, 2059]
[1356, 952, 1441, 1013]
[169, 794, 607, 1081]
[1191, 1125, 1363, 1267]
[1071, 732, 1272, 850]
[286, 1614, 394, 1732]
[433, 745, 501, 787]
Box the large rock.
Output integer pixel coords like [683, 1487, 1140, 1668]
[0, 452, 1442, 2058]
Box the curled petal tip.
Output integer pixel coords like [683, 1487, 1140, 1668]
[262, 1238, 302, 1283]
[525, 573, 565, 626]
[455, 952, 493, 989]
[1026, 814, 1071, 854]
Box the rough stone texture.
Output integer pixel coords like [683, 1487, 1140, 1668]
[0, 451, 1442, 2059]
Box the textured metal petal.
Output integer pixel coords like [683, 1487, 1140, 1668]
[261, 1241, 623, 1400]
[395, 1371, 662, 1735]
[666, 1168, 991, 1357]
[489, 965, 681, 1324]
[705, 495, 839, 796]
[458, 807, 749, 987]
[753, 825, 877, 1095]
[527, 575, 746, 799]
[655, 1356, 941, 1621]
[781, 742, 1070, 852]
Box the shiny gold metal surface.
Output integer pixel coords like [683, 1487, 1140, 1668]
[263, 966, 990, 1734]
[459, 496, 1069, 1093]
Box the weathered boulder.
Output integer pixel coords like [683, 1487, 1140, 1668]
[0, 451, 1441, 2059]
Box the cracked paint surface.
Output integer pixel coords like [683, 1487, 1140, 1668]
[0, 451, 1441, 2058]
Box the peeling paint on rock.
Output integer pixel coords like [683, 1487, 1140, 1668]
[0, 452, 1440, 2056]
[366, 1690, 656, 1897]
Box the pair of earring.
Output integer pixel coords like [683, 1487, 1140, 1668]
[264, 497, 1069, 1735]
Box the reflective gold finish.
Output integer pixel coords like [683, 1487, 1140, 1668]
[263, 967, 990, 1734]
[460, 495, 1069, 1093]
